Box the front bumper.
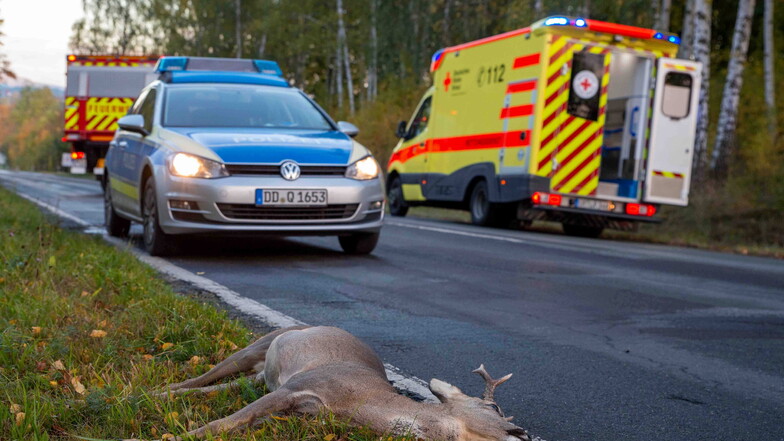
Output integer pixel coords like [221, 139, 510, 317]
[154, 172, 385, 235]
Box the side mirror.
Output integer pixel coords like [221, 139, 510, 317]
[117, 114, 149, 136]
[395, 121, 408, 139]
[337, 121, 359, 138]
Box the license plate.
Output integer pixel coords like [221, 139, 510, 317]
[255, 189, 327, 206]
[575, 198, 611, 211]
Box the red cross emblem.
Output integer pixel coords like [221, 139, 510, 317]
[444, 72, 452, 92]
[580, 77, 593, 91]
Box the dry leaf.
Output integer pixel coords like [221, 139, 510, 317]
[160, 342, 174, 351]
[35, 361, 48, 371]
[142, 354, 154, 361]
[9, 403, 21, 414]
[189, 355, 201, 365]
[324, 434, 336, 441]
[81, 291, 90, 297]
[90, 330, 107, 338]
[15, 412, 25, 426]
[71, 376, 86, 395]
[31, 327, 42, 335]
[162, 434, 175, 441]
[52, 360, 65, 370]
[97, 319, 108, 328]
[206, 391, 219, 398]
[49, 381, 58, 387]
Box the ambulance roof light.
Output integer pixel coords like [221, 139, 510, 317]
[574, 18, 587, 27]
[654, 32, 664, 39]
[544, 17, 569, 26]
[668, 35, 681, 44]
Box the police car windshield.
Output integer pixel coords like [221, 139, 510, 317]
[163, 84, 333, 130]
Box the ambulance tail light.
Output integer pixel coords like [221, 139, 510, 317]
[626, 203, 656, 217]
[532, 192, 562, 206]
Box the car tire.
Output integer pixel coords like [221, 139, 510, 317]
[388, 176, 409, 217]
[339, 231, 380, 255]
[562, 223, 604, 238]
[142, 178, 178, 256]
[104, 181, 130, 238]
[469, 180, 514, 227]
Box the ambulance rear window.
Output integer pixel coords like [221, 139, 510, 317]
[661, 72, 692, 119]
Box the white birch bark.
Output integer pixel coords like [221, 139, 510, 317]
[337, 0, 354, 114]
[235, 0, 242, 58]
[679, 0, 695, 59]
[335, 0, 344, 110]
[711, 0, 756, 170]
[654, 0, 671, 31]
[763, 0, 777, 139]
[692, 0, 711, 177]
[367, 0, 378, 102]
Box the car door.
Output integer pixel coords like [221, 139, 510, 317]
[399, 95, 432, 201]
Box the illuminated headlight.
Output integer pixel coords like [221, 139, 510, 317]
[345, 156, 379, 180]
[169, 153, 228, 179]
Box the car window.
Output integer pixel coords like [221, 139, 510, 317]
[130, 89, 149, 115]
[163, 85, 333, 130]
[661, 72, 692, 119]
[406, 97, 431, 140]
[139, 88, 157, 133]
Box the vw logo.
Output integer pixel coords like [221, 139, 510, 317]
[280, 161, 301, 181]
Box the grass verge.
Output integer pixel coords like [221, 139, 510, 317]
[0, 187, 408, 441]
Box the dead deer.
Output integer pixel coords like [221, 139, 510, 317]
[129, 326, 530, 441]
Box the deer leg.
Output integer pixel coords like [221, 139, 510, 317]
[152, 374, 263, 398]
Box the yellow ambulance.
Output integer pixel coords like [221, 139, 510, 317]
[387, 16, 701, 237]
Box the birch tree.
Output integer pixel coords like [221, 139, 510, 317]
[534, 0, 544, 18]
[336, 0, 355, 114]
[0, 12, 15, 80]
[763, 0, 777, 140]
[235, 0, 242, 58]
[678, 0, 695, 58]
[367, 0, 378, 102]
[691, 0, 711, 178]
[711, 0, 756, 171]
[654, 0, 671, 30]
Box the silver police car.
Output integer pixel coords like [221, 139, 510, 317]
[104, 57, 384, 256]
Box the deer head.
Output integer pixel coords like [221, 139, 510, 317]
[428, 365, 530, 441]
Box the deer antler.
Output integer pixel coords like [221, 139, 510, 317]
[472, 364, 512, 402]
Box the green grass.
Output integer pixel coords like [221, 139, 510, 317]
[0, 187, 410, 440]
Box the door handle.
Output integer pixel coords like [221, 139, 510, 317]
[118, 141, 128, 149]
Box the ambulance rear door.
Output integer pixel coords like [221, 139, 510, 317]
[643, 58, 702, 206]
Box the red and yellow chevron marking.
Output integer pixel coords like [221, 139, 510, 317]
[64, 97, 80, 130]
[652, 170, 685, 179]
[663, 63, 696, 72]
[74, 61, 145, 67]
[85, 97, 134, 132]
[536, 35, 611, 196]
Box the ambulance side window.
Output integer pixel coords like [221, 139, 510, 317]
[661, 72, 692, 119]
[406, 97, 432, 140]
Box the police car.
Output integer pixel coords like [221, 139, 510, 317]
[104, 57, 384, 256]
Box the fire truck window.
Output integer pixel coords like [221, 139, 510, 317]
[407, 97, 431, 140]
[661, 72, 692, 119]
[139, 89, 157, 133]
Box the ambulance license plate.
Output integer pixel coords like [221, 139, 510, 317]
[575, 198, 611, 211]
[255, 189, 327, 206]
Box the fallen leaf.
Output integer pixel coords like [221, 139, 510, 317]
[81, 291, 90, 297]
[166, 411, 179, 421]
[0, 277, 5, 283]
[9, 403, 21, 414]
[142, 354, 153, 361]
[97, 319, 108, 328]
[160, 342, 174, 351]
[206, 391, 219, 398]
[48, 255, 56, 267]
[90, 330, 107, 338]
[324, 434, 336, 441]
[189, 355, 201, 365]
[31, 326, 42, 335]
[162, 434, 175, 441]
[49, 381, 58, 387]
[8, 319, 16, 325]
[35, 361, 48, 371]
[15, 412, 25, 426]
[52, 360, 65, 370]
[71, 376, 86, 395]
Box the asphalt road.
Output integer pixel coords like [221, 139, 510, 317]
[2, 170, 783, 441]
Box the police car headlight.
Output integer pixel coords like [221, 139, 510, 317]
[345, 156, 379, 180]
[169, 153, 228, 179]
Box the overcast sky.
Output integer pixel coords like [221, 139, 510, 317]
[2, 0, 84, 86]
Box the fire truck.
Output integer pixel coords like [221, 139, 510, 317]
[63, 55, 159, 178]
[387, 16, 702, 237]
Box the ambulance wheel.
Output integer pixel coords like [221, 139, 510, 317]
[469, 180, 511, 227]
[104, 181, 130, 238]
[142, 179, 178, 256]
[388, 176, 409, 217]
[339, 231, 380, 255]
[562, 223, 604, 238]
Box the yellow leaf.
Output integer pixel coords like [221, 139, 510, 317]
[9, 403, 21, 414]
[52, 360, 65, 370]
[31, 326, 41, 335]
[49, 381, 58, 387]
[271, 416, 288, 421]
[71, 376, 86, 395]
[189, 355, 201, 365]
[90, 329, 107, 338]
[15, 412, 25, 426]
[48, 255, 56, 267]
[160, 342, 174, 351]
[0, 277, 5, 283]
[166, 411, 179, 420]
[162, 434, 175, 440]
[151, 427, 158, 436]
[97, 319, 108, 328]
[206, 391, 219, 398]
[81, 291, 90, 297]
[324, 434, 336, 441]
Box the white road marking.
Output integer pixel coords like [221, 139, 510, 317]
[388, 220, 528, 244]
[16, 193, 91, 227]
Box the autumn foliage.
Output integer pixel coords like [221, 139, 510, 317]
[0, 88, 68, 171]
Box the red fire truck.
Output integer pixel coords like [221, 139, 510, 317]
[63, 55, 159, 178]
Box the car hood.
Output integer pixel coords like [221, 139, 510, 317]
[165, 128, 354, 165]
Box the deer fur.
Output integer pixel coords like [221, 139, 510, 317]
[125, 326, 530, 441]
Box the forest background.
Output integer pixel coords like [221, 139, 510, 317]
[1, 0, 782, 252]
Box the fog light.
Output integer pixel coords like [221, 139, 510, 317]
[170, 200, 199, 210]
[369, 200, 384, 210]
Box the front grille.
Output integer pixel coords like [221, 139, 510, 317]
[225, 164, 347, 176]
[217, 203, 359, 221]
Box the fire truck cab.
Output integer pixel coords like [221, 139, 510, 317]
[387, 16, 701, 237]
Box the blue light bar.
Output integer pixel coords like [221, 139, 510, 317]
[155, 56, 284, 76]
[668, 36, 681, 44]
[155, 57, 188, 72]
[253, 60, 283, 76]
[544, 16, 569, 26]
[574, 18, 587, 27]
[654, 32, 664, 39]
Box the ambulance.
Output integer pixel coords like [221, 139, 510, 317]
[387, 16, 701, 237]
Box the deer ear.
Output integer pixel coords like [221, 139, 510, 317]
[429, 378, 464, 403]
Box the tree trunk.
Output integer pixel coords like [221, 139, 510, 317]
[258, 33, 267, 58]
[443, 0, 452, 46]
[343, 35, 356, 114]
[368, 0, 378, 102]
[655, 0, 671, 30]
[679, 0, 695, 59]
[235, 0, 242, 58]
[335, 0, 344, 110]
[711, 0, 756, 171]
[534, 0, 544, 18]
[763, 0, 777, 140]
[691, 0, 711, 180]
